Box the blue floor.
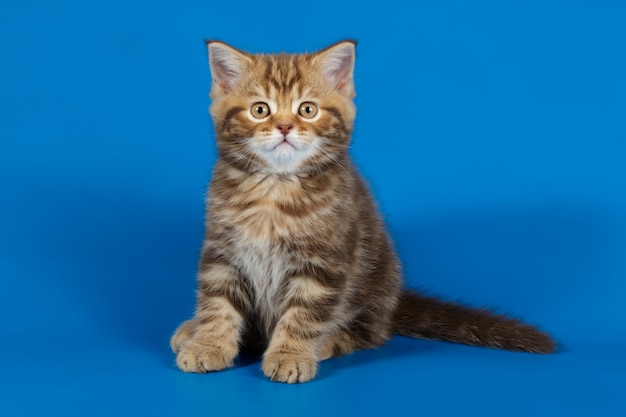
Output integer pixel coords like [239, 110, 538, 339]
[1, 1, 625, 416]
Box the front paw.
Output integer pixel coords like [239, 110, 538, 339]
[170, 320, 195, 354]
[176, 341, 238, 373]
[262, 351, 318, 383]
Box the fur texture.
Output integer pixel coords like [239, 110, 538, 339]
[171, 40, 556, 384]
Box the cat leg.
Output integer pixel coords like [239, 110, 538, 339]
[174, 264, 252, 373]
[317, 318, 393, 361]
[319, 298, 397, 361]
[318, 329, 357, 361]
[262, 275, 340, 383]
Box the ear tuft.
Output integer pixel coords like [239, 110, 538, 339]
[206, 41, 248, 94]
[315, 40, 356, 95]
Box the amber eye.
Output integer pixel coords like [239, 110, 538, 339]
[250, 102, 270, 119]
[298, 102, 318, 119]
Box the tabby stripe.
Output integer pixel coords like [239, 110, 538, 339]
[199, 252, 231, 272]
[275, 200, 324, 217]
[220, 106, 244, 131]
[197, 264, 252, 315]
[193, 297, 244, 345]
[263, 60, 276, 90]
[322, 106, 348, 133]
[274, 307, 328, 341]
[198, 279, 251, 316]
[284, 60, 301, 91]
[282, 276, 340, 320]
[285, 300, 337, 323]
[282, 320, 324, 340]
[285, 262, 344, 288]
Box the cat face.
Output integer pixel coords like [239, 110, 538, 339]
[207, 41, 357, 175]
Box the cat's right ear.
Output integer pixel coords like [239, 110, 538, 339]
[206, 41, 249, 94]
[313, 40, 357, 97]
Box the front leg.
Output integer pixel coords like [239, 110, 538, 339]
[262, 273, 340, 383]
[173, 263, 252, 373]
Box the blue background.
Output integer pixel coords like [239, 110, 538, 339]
[1, 1, 625, 416]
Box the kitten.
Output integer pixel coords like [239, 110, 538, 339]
[170, 40, 556, 384]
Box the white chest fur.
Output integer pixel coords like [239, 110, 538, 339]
[234, 235, 286, 327]
[223, 175, 302, 333]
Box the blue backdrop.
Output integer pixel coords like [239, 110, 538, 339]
[1, 1, 625, 416]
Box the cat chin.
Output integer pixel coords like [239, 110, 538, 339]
[256, 151, 316, 175]
[250, 135, 321, 174]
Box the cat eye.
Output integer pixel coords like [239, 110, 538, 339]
[298, 102, 318, 119]
[251, 102, 271, 119]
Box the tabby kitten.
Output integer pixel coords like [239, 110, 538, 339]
[170, 40, 556, 384]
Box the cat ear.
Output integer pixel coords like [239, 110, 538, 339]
[206, 41, 250, 94]
[315, 40, 356, 96]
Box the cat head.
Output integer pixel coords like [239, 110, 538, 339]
[206, 40, 356, 175]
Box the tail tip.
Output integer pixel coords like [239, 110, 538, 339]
[512, 327, 557, 354]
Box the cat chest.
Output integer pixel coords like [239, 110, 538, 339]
[215, 175, 327, 324]
[221, 200, 290, 316]
[231, 228, 288, 327]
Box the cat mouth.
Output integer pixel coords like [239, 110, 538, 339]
[272, 138, 296, 150]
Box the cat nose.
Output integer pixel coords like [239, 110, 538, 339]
[277, 123, 293, 136]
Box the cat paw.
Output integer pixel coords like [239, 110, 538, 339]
[262, 351, 318, 383]
[318, 330, 355, 361]
[170, 320, 195, 354]
[176, 341, 237, 373]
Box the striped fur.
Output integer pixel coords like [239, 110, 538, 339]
[171, 40, 556, 384]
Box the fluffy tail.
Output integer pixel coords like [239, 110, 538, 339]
[392, 289, 556, 353]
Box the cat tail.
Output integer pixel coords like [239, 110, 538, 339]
[392, 289, 556, 353]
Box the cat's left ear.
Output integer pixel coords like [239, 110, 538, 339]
[314, 40, 356, 97]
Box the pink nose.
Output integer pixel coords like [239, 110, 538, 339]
[277, 123, 293, 136]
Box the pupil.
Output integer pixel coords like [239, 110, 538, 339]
[257, 107, 264, 114]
